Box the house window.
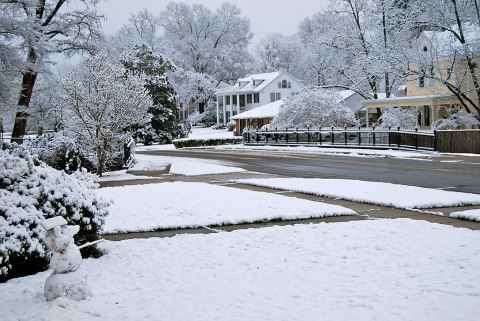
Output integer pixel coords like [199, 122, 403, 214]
[418, 72, 425, 88]
[232, 95, 237, 105]
[254, 93, 259, 103]
[270, 92, 281, 102]
[282, 80, 288, 88]
[239, 95, 245, 107]
[428, 66, 435, 87]
[253, 79, 264, 86]
[288, 82, 291, 88]
[226, 96, 230, 105]
[247, 94, 252, 104]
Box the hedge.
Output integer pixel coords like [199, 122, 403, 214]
[172, 137, 242, 148]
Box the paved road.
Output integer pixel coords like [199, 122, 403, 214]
[138, 148, 480, 194]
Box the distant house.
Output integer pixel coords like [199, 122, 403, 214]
[214, 71, 303, 125]
[364, 26, 479, 129]
[338, 90, 368, 119]
[230, 99, 284, 136]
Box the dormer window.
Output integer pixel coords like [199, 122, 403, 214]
[278, 79, 291, 88]
[253, 79, 264, 86]
[238, 81, 249, 87]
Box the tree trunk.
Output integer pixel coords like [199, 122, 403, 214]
[11, 48, 38, 144]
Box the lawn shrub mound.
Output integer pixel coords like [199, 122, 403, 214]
[0, 146, 109, 282]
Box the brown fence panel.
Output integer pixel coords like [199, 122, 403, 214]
[436, 130, 480, 154]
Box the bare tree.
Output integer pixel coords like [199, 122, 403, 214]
[0, 0, 104, 143]
[59, 53, 153, 176]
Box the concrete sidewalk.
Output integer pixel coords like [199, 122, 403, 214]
[101, 168, 480, 241]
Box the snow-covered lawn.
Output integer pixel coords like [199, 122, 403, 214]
[99, 182, 356, 233]
[2, 219, 479, 321]
[98, 170, 159, 182]
[450, 209, 480, 222]
[235, 178, 480, 209]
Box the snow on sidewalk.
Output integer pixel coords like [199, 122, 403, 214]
[1, 219, 479, 321]
[99, 182, 356, 234]
[235, 178, 480, 209]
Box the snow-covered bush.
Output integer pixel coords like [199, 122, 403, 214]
[187, 110, 203, 125]
[0, 147, 109, 282]
[378, 107, 418, 128]
[435, 107, 480, 129]
[28, 133, 94, 174]
[227, 121, 236, 132]
[269, 87, 357, 128]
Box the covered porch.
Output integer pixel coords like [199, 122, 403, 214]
[215, 92, 260, 125]
[364, 95, 459, 129]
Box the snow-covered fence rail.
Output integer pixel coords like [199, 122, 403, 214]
[242, 126, 437, 151]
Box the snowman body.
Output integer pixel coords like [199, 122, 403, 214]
[42, 217, 91, 301]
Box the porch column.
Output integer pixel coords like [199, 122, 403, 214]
[229, 94, 233, 121]
[216, 97, 220, 125]
[222, 95, 226, 124]
[366, 108, 370, 127]
[237, 94, 240, 114]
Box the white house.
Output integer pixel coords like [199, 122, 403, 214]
[215, 71, 304, 125]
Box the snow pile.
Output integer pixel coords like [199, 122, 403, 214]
[99, 182, 356, 233]
[234, 178, 480, 209]
[1, 219, 479, 321]
[450, 209, 480, 222]
[0, 147, 109, 282]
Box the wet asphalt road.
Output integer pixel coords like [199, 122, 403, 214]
[138, 148, 480, 194]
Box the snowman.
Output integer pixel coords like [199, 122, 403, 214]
[41, 216, 92, 301]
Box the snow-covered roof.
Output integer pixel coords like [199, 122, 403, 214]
[215, 71, 283, 95]
[338, 90, 356, 100]
[231, 99, 284, 120]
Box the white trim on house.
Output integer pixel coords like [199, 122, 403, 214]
[215, 71, 303, 124]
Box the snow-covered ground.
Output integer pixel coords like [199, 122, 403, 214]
[450, 209, 480, 222]
[99, 182, 356, 233]
[235, 178, 480, 209]
[98, 170, 159, 182]
[2, 219, 479, 321]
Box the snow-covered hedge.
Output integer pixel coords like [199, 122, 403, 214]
[0, 147, 109, 282]
[28, 133, 95, 174]
[172, 137, 242, 148]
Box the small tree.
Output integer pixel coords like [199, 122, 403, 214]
[121, 44, 182, 144]
[59, 53, 153, 176]
[378, 107, 418, 128]
[270, 87, 357, 128]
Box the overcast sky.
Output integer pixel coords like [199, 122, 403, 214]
[98, 0, 329, 43]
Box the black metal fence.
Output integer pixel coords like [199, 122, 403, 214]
[242, 126, 437, 151]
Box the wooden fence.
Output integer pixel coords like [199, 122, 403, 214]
[242, 127, 480, 154]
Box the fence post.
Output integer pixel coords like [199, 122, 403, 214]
[415, 127, 418, 150]
[344, 125, 347, 145]
[358, 126, 361, 146]
[307, 126, 310, 144]
[372, 126, 376, 146]
[296, 127, 299, 144]
[266, 127, 269, 144]
[275, 127, 278, 143]
[388, 126, 391, 147]
[247, 127, 251, 143]
[286, 128, 289, 144]
[319, 127, 322, 145]
[433, 129, 437, 151]
[331, 127, 335, 145]
[397, 126, 401, 148]
[256, 126, 259, 144]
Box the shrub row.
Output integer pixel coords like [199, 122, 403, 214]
[172, 137, 242, 148]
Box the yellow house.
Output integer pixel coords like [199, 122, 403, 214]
[365, 27, 479, 129]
